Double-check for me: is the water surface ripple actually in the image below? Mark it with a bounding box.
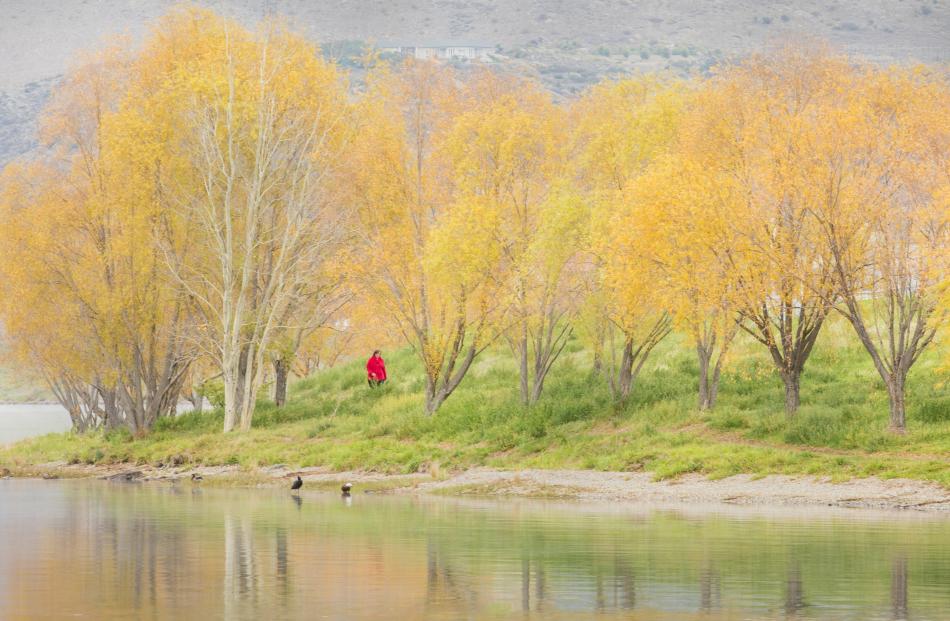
[0,480,948,620]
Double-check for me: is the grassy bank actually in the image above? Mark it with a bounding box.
[3,315,949,486]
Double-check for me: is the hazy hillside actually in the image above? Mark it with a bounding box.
[1,0,948,161]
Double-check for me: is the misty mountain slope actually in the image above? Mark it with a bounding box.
[1,0,948,164]
[0,77,55,168]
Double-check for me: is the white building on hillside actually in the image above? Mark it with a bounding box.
[379,43,495,62]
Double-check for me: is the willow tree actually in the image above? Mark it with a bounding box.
[0,43,195,433]
[441,72,585,405]
[125,9,353,431]
[633,153,741,411]
[573,77,685,401]
[808,66,950,431]
[703,47,848,417]
[347,60,505,415]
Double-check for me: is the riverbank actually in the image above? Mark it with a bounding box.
[5,462,950,513]
[2,322,949,498]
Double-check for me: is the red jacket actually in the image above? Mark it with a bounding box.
[366,355,387,381]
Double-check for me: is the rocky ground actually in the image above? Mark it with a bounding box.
[8,462,950,513]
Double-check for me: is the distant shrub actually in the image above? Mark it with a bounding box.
[781,14,791,22]
[640,50,650,59]
[595,46,611,56]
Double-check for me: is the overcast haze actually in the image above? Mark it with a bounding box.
[1,0,949,163]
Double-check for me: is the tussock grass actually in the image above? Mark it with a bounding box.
[3,315,949,486]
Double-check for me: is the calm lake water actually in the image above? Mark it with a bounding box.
[0,404,71,445]
[0,481,948,620]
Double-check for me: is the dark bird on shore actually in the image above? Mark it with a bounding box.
[341,482,352,496]
[191,473,203,482]
[291,476,303,490]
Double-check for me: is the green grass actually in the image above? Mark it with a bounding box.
[3,315,949,486]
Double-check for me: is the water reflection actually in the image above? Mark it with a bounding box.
[785,561,806,618]
[1,481,949,620]
[892,554,909,621]
[699,562,719,613]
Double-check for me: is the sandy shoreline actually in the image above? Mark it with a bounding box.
[5,462,950,513]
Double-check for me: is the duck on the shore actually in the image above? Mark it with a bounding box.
[291,476,303,491]
[191,473,203,482]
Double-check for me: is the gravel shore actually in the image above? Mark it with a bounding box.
[10,462,950,513]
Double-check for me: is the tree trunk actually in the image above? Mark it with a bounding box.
[887,372,906,433]
[238,344,259,431]
[223,370,238,432]
[618,337,634,401]
[424,346,478,416]
[782,370,801,417]
[518,328,530,405]
[530,375,546,405]
[697,342,725,411]
[424,383,447,416]
[708,364,722,411]
[697,343,712,412]
[223,344,251,432]
[273,357,288,408]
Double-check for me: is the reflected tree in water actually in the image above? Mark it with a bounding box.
[892,554,909,621]
[784,561,805,618]
[699,562,719,613]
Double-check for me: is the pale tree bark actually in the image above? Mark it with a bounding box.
[113,297,193,433]
[695,315,737,411]
[509,279,578,406]
[164,33,350,432]
[46,372,108,433]
[815,166,946,432]
[828,237,941,432]
[502,190,581,407]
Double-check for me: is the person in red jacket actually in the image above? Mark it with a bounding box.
[366,350,387,388]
